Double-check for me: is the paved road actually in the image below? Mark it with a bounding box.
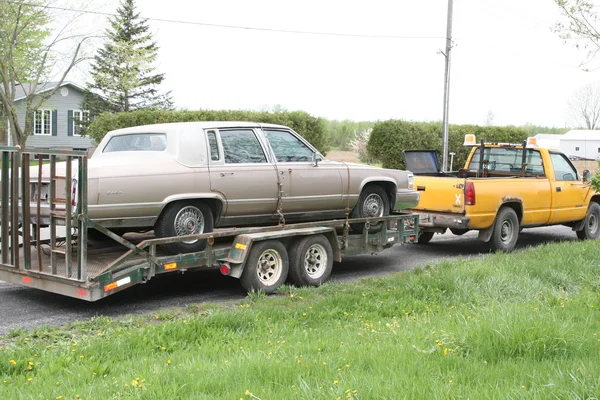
[0,226,578,335]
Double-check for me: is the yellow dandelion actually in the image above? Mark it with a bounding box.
[56,396,63,400]
[27,378,32,382]
[9,360,16,365]
[97,333,104,337]
[322,362,327,365]
[167,360,172,365]
[333,380,339,385]
[245,390,251,395]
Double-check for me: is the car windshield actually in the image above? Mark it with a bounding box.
[103,133,167,152]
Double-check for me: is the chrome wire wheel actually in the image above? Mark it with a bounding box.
[173,205,205,244]
[362,193,385,218]
[500,218,515,244]
[256,249,283,286]
[304,243,328,279]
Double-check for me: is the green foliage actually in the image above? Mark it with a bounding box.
[87,109,329,154]
[367,120,530,170]
[324,119,375,151]
[83,0,172,123]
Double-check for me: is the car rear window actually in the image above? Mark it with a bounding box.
[103,133,167,152]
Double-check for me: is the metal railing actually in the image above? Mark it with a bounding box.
[0,146,88,281]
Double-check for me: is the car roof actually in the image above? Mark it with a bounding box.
[108,121,291,136]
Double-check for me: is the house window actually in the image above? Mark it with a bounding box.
[575,146,580,151]
[597,147,600,153]
[34,109,52,135]
[72,110,89,136]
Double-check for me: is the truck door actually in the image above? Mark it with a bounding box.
[548,152,589,224]
[207,129,279,218]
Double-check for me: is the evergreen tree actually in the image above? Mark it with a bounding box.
[84,0,172,120]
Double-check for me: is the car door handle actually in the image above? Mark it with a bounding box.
[556,187,561,192]
[220,172,234,177]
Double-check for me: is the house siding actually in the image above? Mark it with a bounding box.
[14,84,96,151]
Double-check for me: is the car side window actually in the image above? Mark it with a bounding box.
[264,129,315,162]
[550,152,578,181]
[206,130,220,161]
[219,129,267,164]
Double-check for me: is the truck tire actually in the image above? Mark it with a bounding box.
[576,202,600,240]
[288,234,333,287]
[155,201,214,254]
[240,240,289,294]
[350,185,390,234]
[489,207,519,252]
[417,231,435,244]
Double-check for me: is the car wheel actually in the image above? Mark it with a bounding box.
[155,201,214,254]
[416,231,435,244]
[240,240,289,294]
[350,185,390,234]
[288,234,333,287]
[576,202,600,240]
[489,207,519,252]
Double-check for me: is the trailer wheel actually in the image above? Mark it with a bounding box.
[240,240,289,294]
[489,207,519,252]
[416,231,434,244]
[288,234,333,287]
[350,185,390,234]
[155,201,214,254]
[576,202,600,240]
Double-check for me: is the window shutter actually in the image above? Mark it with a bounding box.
[51,110,58,136]
[67,110,73,137]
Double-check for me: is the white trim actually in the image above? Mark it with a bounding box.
[14,81,86,102]
[72,109,89,137]
[33,109,52,136]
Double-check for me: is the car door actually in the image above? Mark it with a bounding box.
[207,128,279,218]
[548,152,589,224]
[262,128,344,214]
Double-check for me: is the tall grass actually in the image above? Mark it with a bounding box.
[1,240,599,399]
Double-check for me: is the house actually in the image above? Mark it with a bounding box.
[3,81,96,153]
[560,130,600,160]
[533,133,562,150]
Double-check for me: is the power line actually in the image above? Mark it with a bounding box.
[3,0,445,40]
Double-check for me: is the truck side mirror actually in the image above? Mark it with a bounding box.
[583,169,591,183]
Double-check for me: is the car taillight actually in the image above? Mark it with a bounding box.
[71,179,78,209]
[407,172,415,190]
[464,182,475,205]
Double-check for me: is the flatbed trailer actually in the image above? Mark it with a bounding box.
[0,147,419,301]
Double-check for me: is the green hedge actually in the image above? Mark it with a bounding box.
[367,120,530,170]
[86,109,329,155]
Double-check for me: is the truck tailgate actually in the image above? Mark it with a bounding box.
[413,176,466,214]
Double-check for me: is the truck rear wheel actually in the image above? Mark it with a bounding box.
[288,234,333,287]
[416,231,434,244]
[350,185,390,234]
[576,202,600,240]
[489,207,519,252]
[240,240,289,294]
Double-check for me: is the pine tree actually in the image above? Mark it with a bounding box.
[84,0,172,119]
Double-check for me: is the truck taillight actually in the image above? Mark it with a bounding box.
[464,182,475,205]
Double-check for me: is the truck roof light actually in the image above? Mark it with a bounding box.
[526,137,538,148]
[464,134,477,146]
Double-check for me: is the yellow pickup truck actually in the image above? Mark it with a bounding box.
[404,135,600,252]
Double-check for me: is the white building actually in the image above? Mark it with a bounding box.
[560,130,600,160]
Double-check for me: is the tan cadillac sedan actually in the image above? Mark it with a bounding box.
[35,122,419,254]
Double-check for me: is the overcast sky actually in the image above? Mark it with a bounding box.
[85,0,599,128]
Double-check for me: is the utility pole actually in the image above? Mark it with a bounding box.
[441,0,453,172]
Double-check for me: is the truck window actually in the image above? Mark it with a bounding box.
[467,148,544,175]
[549,152,578,181]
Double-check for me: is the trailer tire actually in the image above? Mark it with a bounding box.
[240,240,289,294]
[350,185,390,234]
[288,234,333,287]
[489,207,519,252]
[155,201,213,254]
[576,202,600,240]
[417,231,434,244]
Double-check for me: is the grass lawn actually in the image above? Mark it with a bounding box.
[1,240,599,399]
